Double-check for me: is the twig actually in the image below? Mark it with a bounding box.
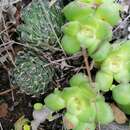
[82,48,92,83]
[42,52,82,68]
[113,14,130,33]
[0,122,3,130]
[0,87,16,96]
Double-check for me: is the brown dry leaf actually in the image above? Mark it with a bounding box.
[0,102,8,118]
[63,116,75,130]
[111,103,127,124]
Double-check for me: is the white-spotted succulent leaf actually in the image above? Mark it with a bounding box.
[18,0,63,49]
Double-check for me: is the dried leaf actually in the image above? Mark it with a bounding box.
[0,102,8,118]
[63,116,75,130]
[111,103,127,124]
[14,116,29,130]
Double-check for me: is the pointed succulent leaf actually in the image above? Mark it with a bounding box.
[18,0,63,48]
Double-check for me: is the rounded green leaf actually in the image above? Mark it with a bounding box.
[114,68,130,83]
[34,103,43,111]
[96,101,114,124]
[62,86,96,103]
[95,71,113,92]
[63,1,95,21]
[44,93,65,111]
[112,83,130,105]
[95,19,112,41]
[61,35,80,54]
[91,42,111,62]
[96,3,120,26]
[62,21,80,36]
[69,73,89,87]
[62,87,83,102]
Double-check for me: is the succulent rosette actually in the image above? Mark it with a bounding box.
[61,0,121,63]
[18,0,63,49]
[44,73,114,129]
[11,51,54,96]
[96,41,130,92]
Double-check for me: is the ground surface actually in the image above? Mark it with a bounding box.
[1,0,130,130]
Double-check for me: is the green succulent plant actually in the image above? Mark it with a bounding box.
[61,0,121,63]
[18,0,63,49]
[96,41,130,92]
[11,51,54,96]
[43,0,123,128]
[44,73,114,130]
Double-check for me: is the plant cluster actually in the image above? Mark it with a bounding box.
[45,73,114,130]
[95,40,130,115]
[44,0,130,129]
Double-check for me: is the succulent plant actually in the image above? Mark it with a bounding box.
[11,51,54,96]
[61,0,121,63]
[18,0,63,49]
[44,73,114,130]
[96,41,130,92]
